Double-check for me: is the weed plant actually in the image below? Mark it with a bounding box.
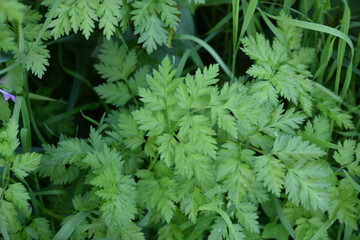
[0,0,359,239]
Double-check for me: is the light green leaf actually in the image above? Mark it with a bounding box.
[0,118,19,157]
[4,183,30,215]
[24,41,50,78]
[95,82,132,107]
[272,134,326,162]
[255,155,285,197]
[158,224,184,240]
[285,162,332,211]
[12,152,41,180]
[132,109,166,137]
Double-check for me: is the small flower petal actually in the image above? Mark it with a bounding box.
[0,89,16,102]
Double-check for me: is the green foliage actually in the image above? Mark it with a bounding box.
[61,48,355,238]
[39,128,143,238]
[137,164,178,223]
[0,0,26,22]
[241,14,315,115]
[0,1,359,239]
[330,179,359,231]
[158,223,184,240]
[42,0,182,53]
[42,0,124,40]
[94,40,149,107]
[295,217,330,240]
[0,5,50,79]
[0,119,50,239]
[131,0,180,53]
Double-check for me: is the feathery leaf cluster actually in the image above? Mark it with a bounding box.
[0,119,51,239]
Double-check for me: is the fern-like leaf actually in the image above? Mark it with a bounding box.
[97,0,122,39]
[158,224,184,240]
[95,82,132,107]
[24,41,50,78]
[178,179,206,222]
[330,179,359,231]
[272,134,326,163]
[255,155,285,197]
[12,152,41,180]
[131,0,180,53]
[4,183,30,215]
[295,217,330,240]
[137,168,178,223]
[95,40,137,82]
[285,162,332,211]
[235,201,260,234]
[0,118,19,157]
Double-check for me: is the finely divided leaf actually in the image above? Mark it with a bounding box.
[263,106,306,135]
[156,133,177,167]
[179,114,217,158]
[29,218,53,240]
[93,174,137,227]
[4,183,30,215]
[317,101,354,129]
[303,116,331,141]
[333,139,356,166]
[285,162,332,211]
[24,41,50,78]
[95,41,137,82]
[97,0,122,39]
[235,201,260,234]
[178,180,205,222]
[330,179,360,231]
[0,118,19,157]
[132,109,166,136]
[95,82,132,107]
[137,170,178,223]
[12,152,41,180]
[158,224,184,240]
[118,113,145,149]
[272,134,326,162]
[255,155,285,197]
[135,15,167,53]
[131,0,180,53]
[295,217,330,240]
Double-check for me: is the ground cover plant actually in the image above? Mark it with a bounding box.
[0,0,359,239]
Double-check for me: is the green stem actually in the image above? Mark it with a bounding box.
[41,207,65,221]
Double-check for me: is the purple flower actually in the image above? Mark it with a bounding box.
[0,89,16,102]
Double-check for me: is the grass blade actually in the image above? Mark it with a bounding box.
[314,36,335,83]
[173,34,234,79]
[29,93,66,104]
[335,0,351,95]
[344,170,360,193]
[239,0,258,38]
[310,217,336,240]
[199,203,238,239]
[259,10,290,51]
[259,10,354,54]
[53,211,90,240]
[269,195,295,239]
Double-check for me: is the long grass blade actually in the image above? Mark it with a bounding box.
[344,170,360,193]
[314,36,335,83]
[259,10,290,51]
[239,0,258,38]
[53,211,90,240]
[269,195,295,239]
[335,0,350,95]
[173,34,234,79]
[199,203,238,239]
[259,10,354,54]
[310,217,336,240]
